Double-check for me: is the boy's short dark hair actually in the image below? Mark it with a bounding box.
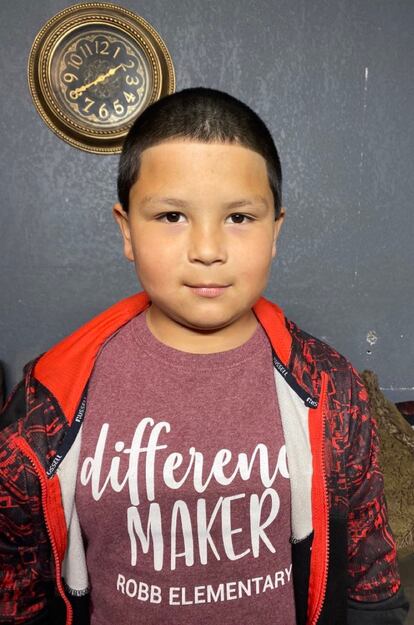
[117,87,283,220]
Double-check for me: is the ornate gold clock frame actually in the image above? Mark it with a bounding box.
[28,3,175,153]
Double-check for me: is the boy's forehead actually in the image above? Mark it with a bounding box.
[128,140,274,210]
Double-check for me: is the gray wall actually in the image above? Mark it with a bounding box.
[1,0,413,402]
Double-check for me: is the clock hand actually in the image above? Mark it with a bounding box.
[71,63,124,99]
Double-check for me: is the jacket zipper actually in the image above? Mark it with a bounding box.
[310,371,330,625]
[15,437,73,625]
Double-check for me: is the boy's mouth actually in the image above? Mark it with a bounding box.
[187,283,230,288]
[186,285,230,298]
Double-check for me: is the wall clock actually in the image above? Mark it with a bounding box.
[28,3,175,153]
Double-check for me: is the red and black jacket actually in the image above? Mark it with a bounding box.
[0,292,409,624]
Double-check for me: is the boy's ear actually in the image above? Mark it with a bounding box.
[271,207,286,259]
[112,202,134,262]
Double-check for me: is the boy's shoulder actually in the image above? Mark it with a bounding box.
[285,314,353,378]
[284,314,367,414]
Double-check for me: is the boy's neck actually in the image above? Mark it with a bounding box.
[145,304,259,354]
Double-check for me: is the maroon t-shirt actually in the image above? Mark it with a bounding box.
[76,308,296,624]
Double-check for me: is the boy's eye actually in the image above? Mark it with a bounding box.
[155,211,183,223]
[229,213,254,224]
[155,212,254,224]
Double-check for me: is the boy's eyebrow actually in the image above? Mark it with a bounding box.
[140,195,269,209]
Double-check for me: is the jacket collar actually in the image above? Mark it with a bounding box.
[33,291,292,426]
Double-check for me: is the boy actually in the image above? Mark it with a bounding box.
[0,87,409,625]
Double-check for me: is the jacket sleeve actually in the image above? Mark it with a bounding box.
[345,364,410,624]
[0,380,55,624]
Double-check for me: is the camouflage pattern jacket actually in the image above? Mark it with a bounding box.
[0,292,409,625]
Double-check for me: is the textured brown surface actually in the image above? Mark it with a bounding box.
[361,370,414,559]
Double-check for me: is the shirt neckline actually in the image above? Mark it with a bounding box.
[129,308,271,371]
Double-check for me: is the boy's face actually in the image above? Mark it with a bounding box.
[113,140,285,351]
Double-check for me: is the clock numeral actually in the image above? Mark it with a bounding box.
[126,75,139,86]
[63,72,78,84]
[68,53,83,69]
[94,38,110,55]
[113,99,125,115]
[120,59,135,71]
[83,97,95,113]
[79,43,93,58]
[101,40,110,55]
[123,91,136,104]
[113,46,121,59]
[98,103,109,119]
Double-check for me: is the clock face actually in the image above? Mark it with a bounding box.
[28,3,175,153]
[50,25,152,130]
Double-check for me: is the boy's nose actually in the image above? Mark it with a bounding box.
[187,226,227,264]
